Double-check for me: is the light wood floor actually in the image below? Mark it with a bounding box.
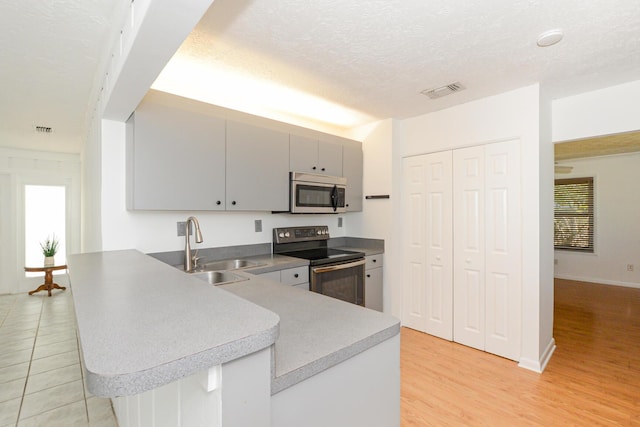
[400,279,640,426]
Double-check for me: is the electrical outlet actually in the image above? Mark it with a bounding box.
[177,221,192,237]
[628,264,634,272]
[338,217,343,228]
[254,219,262,233]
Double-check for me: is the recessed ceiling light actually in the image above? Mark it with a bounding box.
[537,29,563,47]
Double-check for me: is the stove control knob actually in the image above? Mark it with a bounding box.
[278,232,285,238]
[317,230,322,235]
[285,232,291,238]
[323,230,328,235]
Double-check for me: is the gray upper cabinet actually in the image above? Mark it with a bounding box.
[226,121,289,211]
[290,135,343,176]
[342,140,363,212]
[126,99,226,210]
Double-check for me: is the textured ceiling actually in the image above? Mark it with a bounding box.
[0,0,118,153]
[160,0,640,126]
[2,0,639,153]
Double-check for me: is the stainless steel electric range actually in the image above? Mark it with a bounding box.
[273,226,366,306]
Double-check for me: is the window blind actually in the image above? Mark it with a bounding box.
[554,177,594,252]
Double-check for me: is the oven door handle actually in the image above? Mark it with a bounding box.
[311,258,366,274]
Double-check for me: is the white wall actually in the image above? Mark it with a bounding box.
[554,153,640,288]
[553,80,640,142]
[552,79,640,288]
[397,84,555,371]
[349,119,396,314]
[0,148,82,294]
[101,120,349,254]
[81,112,103,253]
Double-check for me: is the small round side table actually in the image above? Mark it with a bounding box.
[25,265,68,297]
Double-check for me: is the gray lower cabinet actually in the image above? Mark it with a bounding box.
[290,135,343,176]
[126,98,226,210]
[258,266,309,291]
[342,140,363,212]
[226,121,290,211]
[365,254,383,311]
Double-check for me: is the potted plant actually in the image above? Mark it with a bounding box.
[40,235,59,267]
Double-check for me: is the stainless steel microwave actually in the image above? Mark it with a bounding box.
[290,172,347,213]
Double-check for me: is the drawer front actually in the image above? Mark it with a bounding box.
[280,266,309,285]
[365,254,383,270]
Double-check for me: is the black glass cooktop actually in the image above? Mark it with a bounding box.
[280,248,364,265]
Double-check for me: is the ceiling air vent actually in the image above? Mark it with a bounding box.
[35,125,53,134]
[421,82,466,99]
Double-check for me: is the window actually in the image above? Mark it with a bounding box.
[554,177,594,252]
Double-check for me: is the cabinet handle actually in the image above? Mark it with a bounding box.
[294,273,299,278]
[321,167,325,171]
[232,201,237,205]
[367,274,371,278]
[346,204,349,207]
[372,259,377,263]
[216,201,221,205]
[312,166,317,170]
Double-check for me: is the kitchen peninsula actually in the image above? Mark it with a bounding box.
[67,249,400,427]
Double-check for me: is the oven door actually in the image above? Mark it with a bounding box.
[310,259,366,306]
[291,181,346,213]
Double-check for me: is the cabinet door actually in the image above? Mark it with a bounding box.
[290,135,318,173]
[342,141,363,212]
[453,146,485,351]
[226,121,289,211]
[127,100,226,210]
[318,140,343,176]
[484,139,521,361]
[280,266,309,285]
[365,267,383,312]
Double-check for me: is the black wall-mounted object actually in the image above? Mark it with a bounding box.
[365,195,390,200]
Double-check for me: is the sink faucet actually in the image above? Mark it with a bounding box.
[184,216,203,272]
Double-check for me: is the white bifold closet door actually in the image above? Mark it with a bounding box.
[452,145,486,350]
[402,152,453,340]
[453,140,521,360]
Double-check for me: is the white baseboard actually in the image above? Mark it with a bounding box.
[518,338,556,373]
[554,274,640,289]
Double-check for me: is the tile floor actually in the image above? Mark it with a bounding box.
[0,288,118,427]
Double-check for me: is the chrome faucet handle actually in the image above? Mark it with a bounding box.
[192,255,202,269]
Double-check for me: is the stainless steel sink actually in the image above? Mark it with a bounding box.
[192,271,248,286]
[195,259,265,272]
